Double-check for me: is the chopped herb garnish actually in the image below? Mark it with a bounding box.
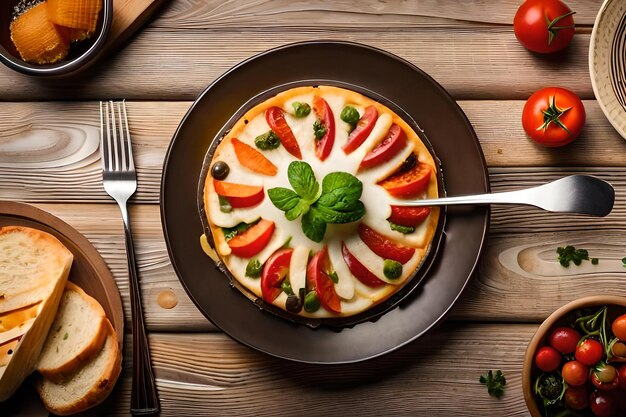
[313,119,327,139]
[591,258,599,265]
[388,221,415,234]
[292,102,311,118]
[222,222,253,241]
[245,259,262,278]
[557,245,595,267]
[622,257,626,267]
[254,130,281,150]
[63,332,68,340]
[281,280,294,295]
[479,370,506,398]
[328,271,339,283]
[218,195,232,213]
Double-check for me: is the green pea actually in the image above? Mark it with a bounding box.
[340,106,360,126]
[303,291,320,313]
[292,102,311,118]
[383,259,402,280]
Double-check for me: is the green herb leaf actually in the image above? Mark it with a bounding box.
[328,271,339,283]
[388,221,415,234]
[479,370,506,399]
[281,279,294,295]
[254,130,281,150]
[218,195,232,213]
[622,257,626,267]
[301,207,327,243]
[313,119,327,139]
[222,222,252,240]
[292,102,311,118]
[268,187,301,211]
[557,245,593,267]
[288,161,320,202]
[285,199,311,221]
[315,201,365,224]
[245,259,262,278]
[63,332,68,340]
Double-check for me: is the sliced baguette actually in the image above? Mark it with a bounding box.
[0,226,73,402]
[37,282,107,382]
[36,319,122,416]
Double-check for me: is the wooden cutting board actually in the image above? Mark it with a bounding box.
[104,0,169,53]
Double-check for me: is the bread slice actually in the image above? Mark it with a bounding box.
[0,226,73,402]
[37,282,107,382]
[36,319,122,416]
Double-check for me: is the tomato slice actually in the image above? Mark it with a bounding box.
[265,106,302,159]
[342,105,378,154]
[306,247,341,313]
[378,161,431,198]
[358,224,415,264]
[231,138,277,176]
[312,96,335,161]
[261,248,293,303]
[213,179,264,208]
[388,206,431,227]
[227,219,275,258]
[359,124,407,170]
[341,242,386,288]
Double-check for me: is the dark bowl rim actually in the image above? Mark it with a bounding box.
[0,0,113,76]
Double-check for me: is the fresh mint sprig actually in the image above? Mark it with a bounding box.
[268,161,366,242]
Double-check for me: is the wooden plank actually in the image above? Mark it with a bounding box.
[0,30,592,101]
[105,0,169,53]
[156,0,603,29]
[0,100,623,207]
[105,324,534,416]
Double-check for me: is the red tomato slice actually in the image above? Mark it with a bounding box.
[378,161,431,198]
[342,105,378,154]
[261,248,293,303]
[312,96,335,161]
[227,219,275,258]
[265,106,302,159]
[388,206,431,227]
[213,179,264,208]
[306,247,341,313]
[359,124,407,170]
[341,242,385,288]
[358,224,415,264]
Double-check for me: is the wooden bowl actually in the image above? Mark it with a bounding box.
[0,0,112,76]
[522,295,626,417]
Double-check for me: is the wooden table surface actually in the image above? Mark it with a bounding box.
[1,0,623,415]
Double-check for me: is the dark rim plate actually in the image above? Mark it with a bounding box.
[196,79,447,329]
[161,41,490,364]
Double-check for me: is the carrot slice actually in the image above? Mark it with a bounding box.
[231,138,277,176]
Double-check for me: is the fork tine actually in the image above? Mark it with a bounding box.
[116,101,128,171]
[100,101,112,172]
[109,100,121,171]
[121,100,135,170]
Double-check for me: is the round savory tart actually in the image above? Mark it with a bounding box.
[202,85,440,320]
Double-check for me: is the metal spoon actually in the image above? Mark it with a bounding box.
[393,175,615,217]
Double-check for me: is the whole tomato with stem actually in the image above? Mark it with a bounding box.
[513,0,575,54]
[522,87,585,147]
[592,363,619,391]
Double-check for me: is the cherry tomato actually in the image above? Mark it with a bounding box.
[306,247,341,313]
[549,326,581,353]
[378,162,432,198]
[590,391,617,417]
[342,105,378,154]
[611,341,626,358]
[227,219,275,258]
[522,87,585,147]
[617,365,626,390]
[612,314,626,341]
[565,385,589,410]
[592,364,619,391]
[576,338,604,366]
[312,96,335,161]
[535,346,561,372]
[562,360,589,386]
[265,106,302,159]
[513,0,575,54]
[358,223,415,264]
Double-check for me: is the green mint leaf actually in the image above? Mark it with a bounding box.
[268,187,301,211]
[218,195,232,213]
[315,201,365,224]
[321,172,363,206]
[254,130,281,150]
[245,259,262,278]
[285,199,310,221]
[388,221,415,234]
[301,207,326,243]
[292,102,311,118]
[288,161,320,202]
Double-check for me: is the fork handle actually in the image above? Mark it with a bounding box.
[118,202,160,415]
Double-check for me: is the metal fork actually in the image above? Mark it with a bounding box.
[100,101,160,415]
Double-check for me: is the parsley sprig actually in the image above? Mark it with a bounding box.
[479,370,506,398]
[268,161,365,242]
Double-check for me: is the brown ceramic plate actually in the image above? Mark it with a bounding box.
[161,41,489,364]
[0,201,123,415]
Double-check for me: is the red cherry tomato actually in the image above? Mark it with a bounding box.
[522,87,585,147]
[513,0,575,54]
[562,360,589,386]
[535,346,562,372]
[549,326,581,353]
[306,247,341,313]
[617,365,626,390]
[612,314,626,341]
[378,162,432,198]
[342,105,378,154]
[590,391,617,417]
[592,364,619,391]
[312,96,335,161]
[565,386,589,410]
[576,338,604,366]
[266,106,302,159]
